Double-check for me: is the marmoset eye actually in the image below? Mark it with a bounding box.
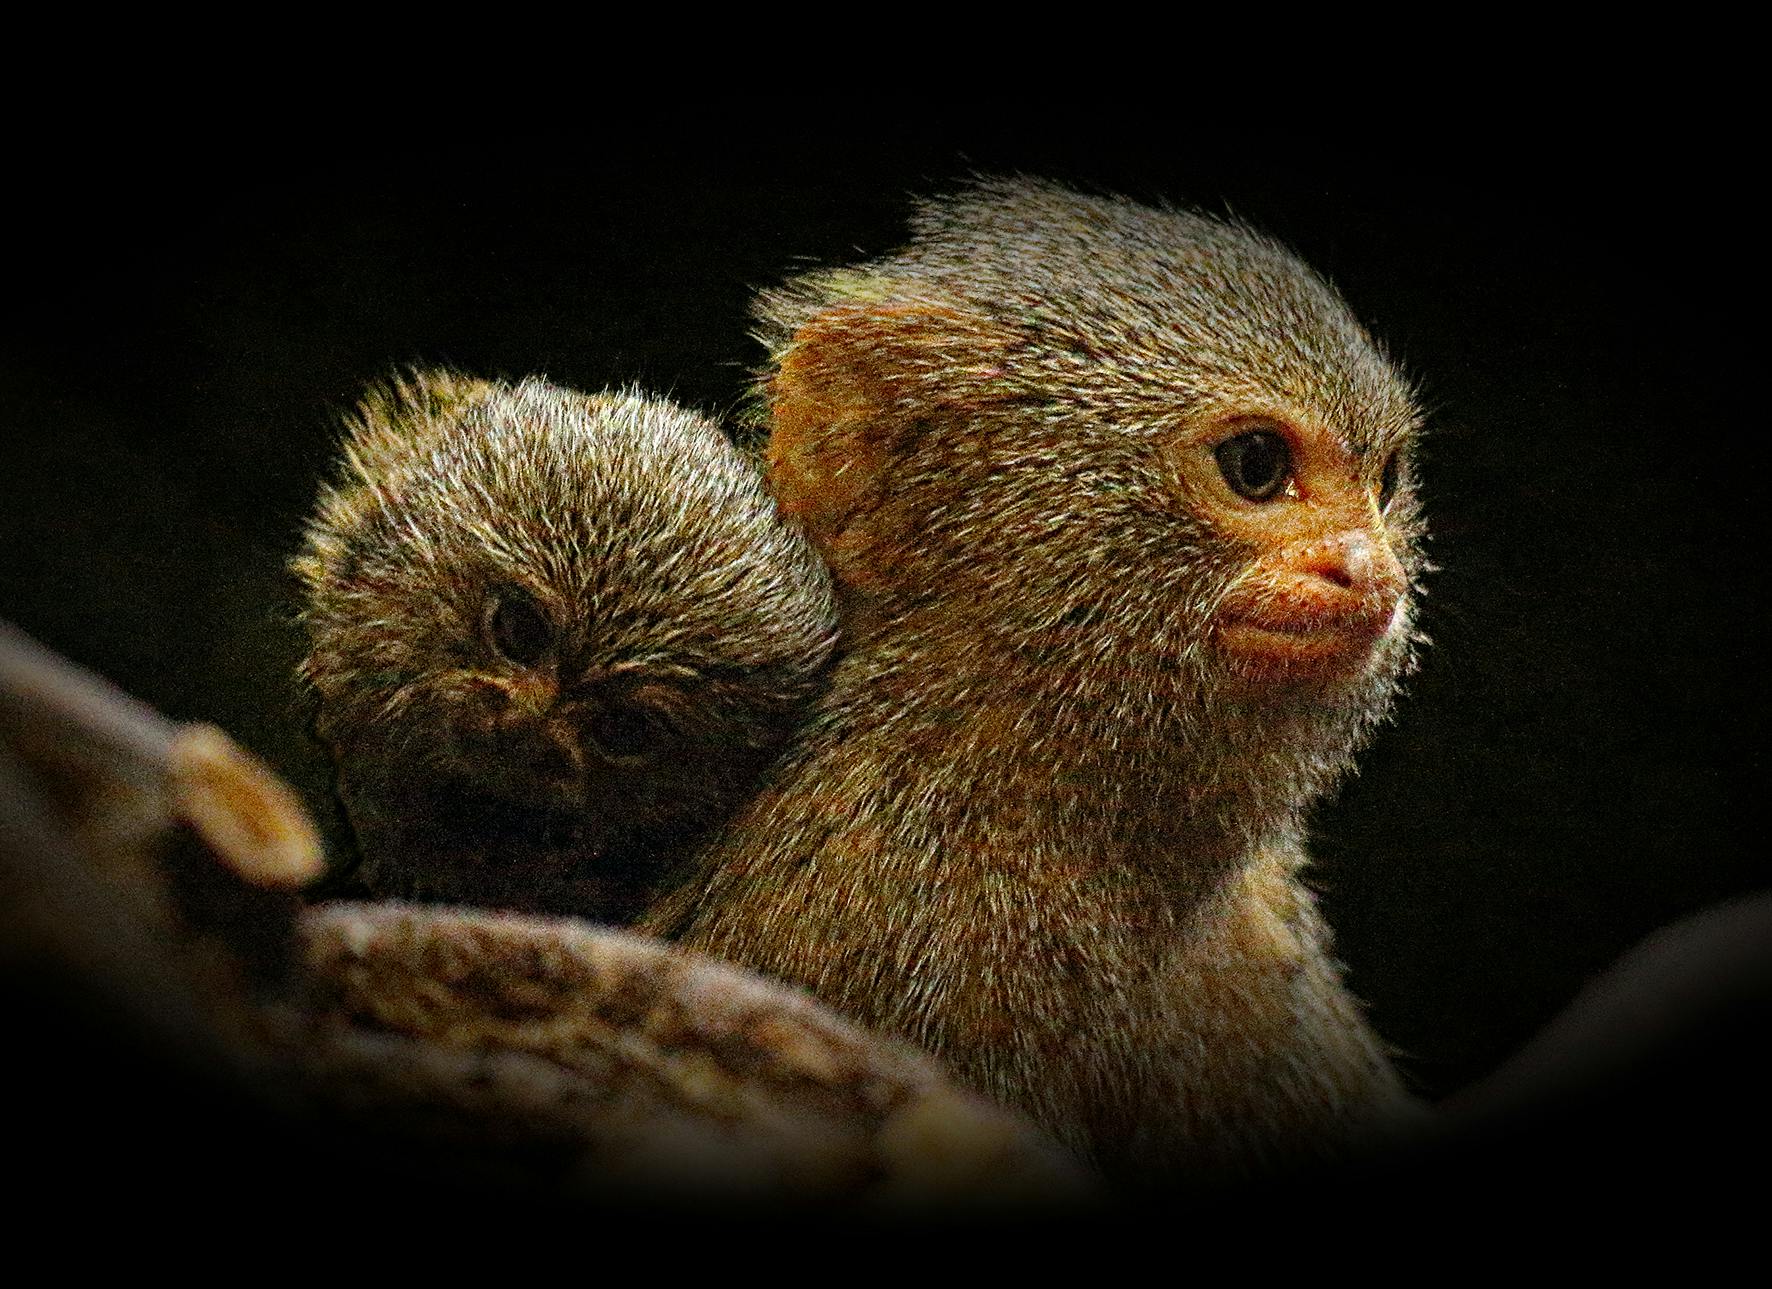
[1214,429,1293,502]
[486,590,553,666]
[588,702,670,763]
[1377,452,1401,510]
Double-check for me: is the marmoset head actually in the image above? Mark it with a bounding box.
[294,373,837,916]
[758,178,1428,825]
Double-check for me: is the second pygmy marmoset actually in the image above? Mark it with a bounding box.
[646,179,1431,1185]
[294,374,837,922]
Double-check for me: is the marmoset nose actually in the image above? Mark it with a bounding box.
[1296,531,1402,600]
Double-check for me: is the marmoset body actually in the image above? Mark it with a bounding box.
[646,179,1429,1184]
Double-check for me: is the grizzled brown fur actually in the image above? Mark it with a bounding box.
[294,375,837,921]
[645,178,1431,1185]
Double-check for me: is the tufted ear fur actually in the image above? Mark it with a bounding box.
[764,301,1017,596]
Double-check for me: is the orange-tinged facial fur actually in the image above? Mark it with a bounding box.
[1168,412,1411,685]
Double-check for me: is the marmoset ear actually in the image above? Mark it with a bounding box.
[765,298,1016,593]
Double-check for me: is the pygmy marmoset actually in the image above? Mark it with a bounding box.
[645,178,1430,1186]
[294,373,837,922]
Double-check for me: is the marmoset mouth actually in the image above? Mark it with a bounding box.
[429,787,599,858]
[1214,610,1394,678]
[389,790,672,922]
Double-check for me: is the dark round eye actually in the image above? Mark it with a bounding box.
[1377,452,1402,510]
[587,703,668,763]
[485,591,553,666]
[1214,430,1293,502]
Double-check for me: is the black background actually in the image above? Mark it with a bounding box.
[3,121,1761,1105]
